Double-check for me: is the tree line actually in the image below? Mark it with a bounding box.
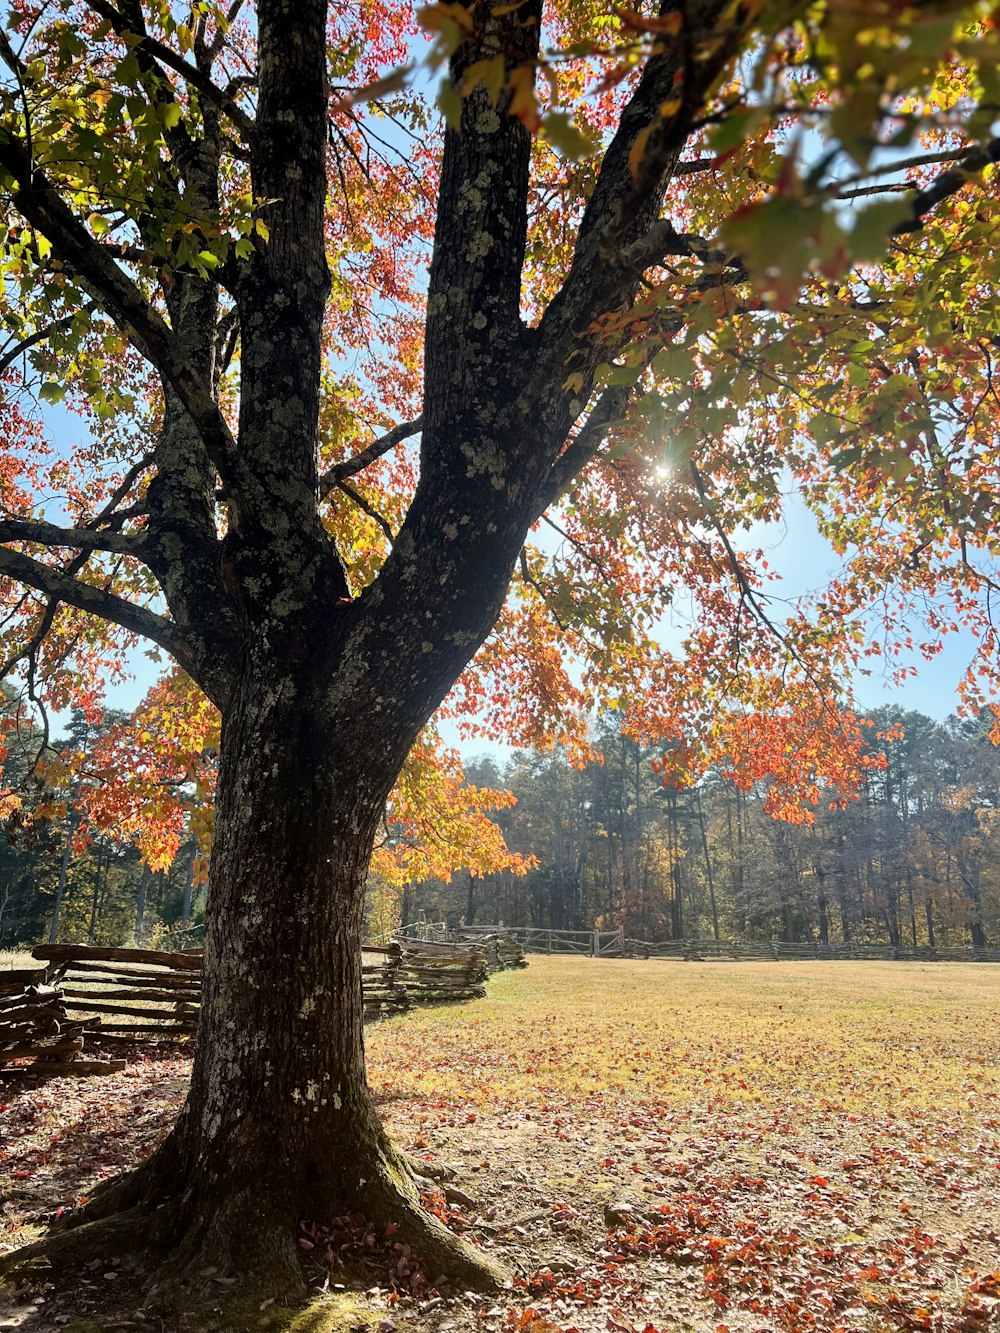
[397,708,1000,950]
[3,703,997,955]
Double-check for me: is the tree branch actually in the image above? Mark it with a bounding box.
[0,546,195,671]
[319,416,422,499]
[892,137,1000,235]
[0,131,244,503]
[84,0,255,141]
[0,307,92,377]
[535,386,634,518]
[0,518,142,554]
[335,479,394,545]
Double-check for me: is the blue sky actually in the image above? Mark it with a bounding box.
[29,386,982,749]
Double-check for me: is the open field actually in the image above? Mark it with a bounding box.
[3,956,1000,1331]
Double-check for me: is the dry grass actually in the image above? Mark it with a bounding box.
[0,950,37,971]
[363,957,1000,1332]
[4,955,1000,1331]
[368,956,1000,1116]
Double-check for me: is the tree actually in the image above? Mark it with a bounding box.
[1,0,999,1312]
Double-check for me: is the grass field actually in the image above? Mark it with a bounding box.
[3,956,1000,1331]
[368,958,1000,1331]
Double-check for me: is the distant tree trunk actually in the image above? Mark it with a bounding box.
[465,869,476,927]
[134,864,152,947]
[87,845,105,942]
[734,789,747,933]
[816,862,830,947]
[181,846,196,927]
[925,892,936,948]
[48,824,73,945]
[665,788,683,939]
[695,788,719,941]
[906,873,918,948]
[836,825,852,941]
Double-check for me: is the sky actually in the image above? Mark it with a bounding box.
[34,400,982,747]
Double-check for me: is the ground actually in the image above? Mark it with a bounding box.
[2,956,1000,1332]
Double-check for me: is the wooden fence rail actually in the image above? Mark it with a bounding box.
[454,928,1000,963]
[25,937,505,1037]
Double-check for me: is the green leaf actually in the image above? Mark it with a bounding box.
[848,198,913,262]
[651,344,693,380]
[543,112,597,162]
[436,79,463,132]
[39,382,66,404]
[707,107,766,157]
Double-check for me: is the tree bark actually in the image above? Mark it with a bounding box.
[70,653,503,1301]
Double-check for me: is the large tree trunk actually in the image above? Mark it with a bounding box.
[65,655,503,1302]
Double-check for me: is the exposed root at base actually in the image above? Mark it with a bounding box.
[363,1161,508,1293]
[0,1145,507,1324]
[401,1152,456,1182]
[0,1198,180,1282]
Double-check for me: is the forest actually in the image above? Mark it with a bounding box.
[407,709,1000,950]
[4,703,998,954]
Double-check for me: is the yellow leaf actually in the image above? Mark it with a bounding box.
[659,97,682,118]
[563,372,585,393]
[461,54,507,104]
[419,3,475,35]
[507,64,540,131]
[628,122,656,180]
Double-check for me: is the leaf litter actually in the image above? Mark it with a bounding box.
[2,958,999,1332]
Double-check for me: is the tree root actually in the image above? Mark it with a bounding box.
[0,1198,181,1283]
[362,1154,507,1293]
[0,1136,506,1321]
[401,1152,456,1182]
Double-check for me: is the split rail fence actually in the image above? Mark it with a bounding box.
[0,964,125,1078]
[0,932,526,1063]
[404,923,1000,964]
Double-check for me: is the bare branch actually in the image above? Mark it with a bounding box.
[335,479,394,546]
[319,417,422,499]
[0,305,94,377]
[84,0,255,140]
[519,549,567,631]
[86,453,155,530]
[0,545,194,671]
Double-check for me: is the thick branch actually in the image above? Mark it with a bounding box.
[319,417,422,498]
[893,137,1000,235]
[422,1,542,451]
[0,546,194,670]
[0,131,243,502]
[535,386,634,517]
[0,518,142,554]
[528,0,742,421]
